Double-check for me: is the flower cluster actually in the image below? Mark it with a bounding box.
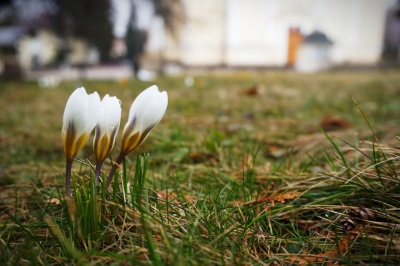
[61,85,168,197]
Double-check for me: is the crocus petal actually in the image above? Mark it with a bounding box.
[61,87,100,161]
[120,85,168,155]
[126,85,159,121]
[86,92,102,130]
[138,91,168,130]
[93,94,121,163]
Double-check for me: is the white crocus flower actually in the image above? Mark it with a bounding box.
[61,87,100,196]
[121,85,168,156]
[62,87,100,161]
[93,95,121,181]
[106,85,168,188]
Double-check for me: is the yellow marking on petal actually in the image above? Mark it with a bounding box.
[74,133,89,157]
[63,129,89,162]
[62,123,77,161]
[121,131,141,156]
[94,134,111,163]
[136,124,155,147]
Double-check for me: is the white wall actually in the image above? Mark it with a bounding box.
[164,0,388,67]
[179,0,226,66]
[225,0,270,66]
[317,0,386,64]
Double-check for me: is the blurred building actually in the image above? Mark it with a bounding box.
[295,30,333,73]
[0,0,396,79]
[17,29,58,70]
[160,0,391,71]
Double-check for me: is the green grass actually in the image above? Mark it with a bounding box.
[1,70,400,264]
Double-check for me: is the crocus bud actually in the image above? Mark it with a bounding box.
[61,87,100,162]
[93,94,121,164]
[120,85,168,156]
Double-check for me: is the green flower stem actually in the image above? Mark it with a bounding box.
[106,153,126,190]
[65,159,73,197]
[94,161,102,184]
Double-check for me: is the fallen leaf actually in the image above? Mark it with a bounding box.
[243,85,259,96]
[46,198,61,205]
[319,115,351,131]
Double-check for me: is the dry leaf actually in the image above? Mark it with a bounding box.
[238,182,300,208]
[46,198,61,205]
[243,85,259,96]
[319,115,351,131]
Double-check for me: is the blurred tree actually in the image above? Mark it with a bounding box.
[53,0,113,61]
[0,0,12,6]
[153,0,184,37]
[383,0,400,62]
[0,0,184,65]
[109,0,184,75]
[53,0,183,64]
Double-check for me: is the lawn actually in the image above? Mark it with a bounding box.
[1,70,400,265]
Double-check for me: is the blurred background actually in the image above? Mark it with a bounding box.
[0,0,399,82]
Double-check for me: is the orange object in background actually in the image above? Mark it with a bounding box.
[287,27,303,66]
